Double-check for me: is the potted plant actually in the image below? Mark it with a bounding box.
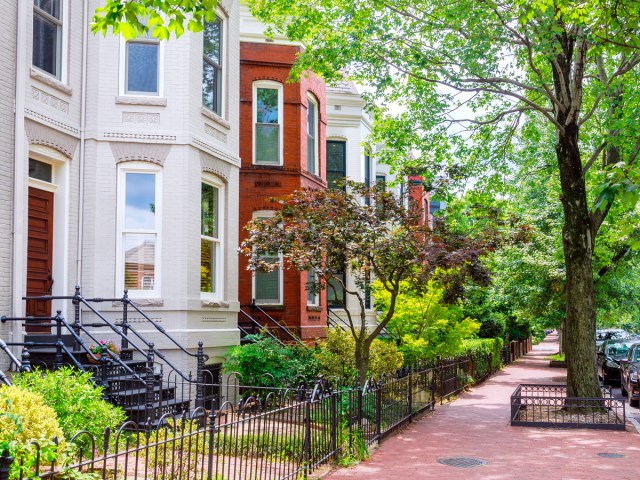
[87,340,120,363]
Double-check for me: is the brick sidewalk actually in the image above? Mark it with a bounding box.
[325,335,640,480]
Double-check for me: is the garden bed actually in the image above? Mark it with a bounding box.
[510,384,625,431]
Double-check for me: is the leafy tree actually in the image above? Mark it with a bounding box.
[240,183,487,383]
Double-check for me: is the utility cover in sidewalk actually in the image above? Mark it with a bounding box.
[438,457,488,468]
[597,453,624,458]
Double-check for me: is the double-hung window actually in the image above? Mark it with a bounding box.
[202,16,223,114]
[327,272,346,308]
[306,268,319,306]
[307,95,319,175]
[327,140,346,190]
[253,211,282,304]
[118,166,162,297]
[253,82,282,165]
[201,179,224,298]
[33,0,63,79]
[364,148,371,205]
[125,29,160,95]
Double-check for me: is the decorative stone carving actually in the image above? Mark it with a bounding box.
[204,124,227,143]
[122,112,160,125]
[110,142,171,165]
[25,118,79,159]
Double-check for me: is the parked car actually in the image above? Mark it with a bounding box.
[620,343,640,408]
[597,340,636,385]
[596,329,628,348]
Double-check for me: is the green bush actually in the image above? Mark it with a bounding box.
[316,329,404,383]
[461,337,503,370]
[12,367,126,448]
[223,334,321,385]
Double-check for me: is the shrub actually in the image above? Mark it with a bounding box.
[12,367,126,448]
[461,337,504,370]
[316,329,403,383]
[223,335,321,386]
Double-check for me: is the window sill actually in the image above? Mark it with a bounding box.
[201,107,230,129]
[307,306,322,312]
[201,299,230,308]
[115,95,167,107]
[30,67,72,96]
[254,304,285,311]
[113,297,163,308]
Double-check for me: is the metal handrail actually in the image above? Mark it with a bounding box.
[0,338,23,370]
[242,302,306,347]
[238,310,287,347]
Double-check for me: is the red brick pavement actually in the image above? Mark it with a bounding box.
[325,335,640,480]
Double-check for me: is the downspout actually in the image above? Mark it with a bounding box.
[11,0,29,345]
[76,0,89,287]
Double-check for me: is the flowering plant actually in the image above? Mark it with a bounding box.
[88,340,120,355]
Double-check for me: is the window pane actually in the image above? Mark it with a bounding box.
[201,183,219,238]
[255,124,279,164]
[307,136,316,173]
[127,42,159,94]
[327,275,345,308]
[203,18,221,64]
[124,233,155,290]
[256,88,278,123]
[201,238,217,293]
[35,0,60,19]
[327,141,346,190]
[306,268,317,305]
[33,13,59,77]
[255,269,280,303]
[28,159,53,182]
[125,173,156,230]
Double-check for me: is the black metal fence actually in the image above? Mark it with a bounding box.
[0,355,499,480]
[510,384,626,430]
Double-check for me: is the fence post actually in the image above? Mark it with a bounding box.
[357,382,363,430]
[303,400,312,474]
[430,363,437,410]
[206,401,217,480]
[121,290,130,353]
[376,381,382,441]
[20,347,31,372]
[439,359,444,405]
[0,451,13,480]
[53,310,63,369]
[408,368,413,422]
[348,388,353,453]
[195,341,205,410]
[331,391,338,456]
[145,342,156,425]
[72,285,81,352]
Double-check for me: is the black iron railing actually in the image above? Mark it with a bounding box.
[510,384,625,430]
[239,301,306,347]
[0,354,502,480]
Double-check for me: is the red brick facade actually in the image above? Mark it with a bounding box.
[238,42,328,341]
[408,174,430,226]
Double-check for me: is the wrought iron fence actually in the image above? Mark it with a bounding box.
[510,384,626,430]
[0,356,500,480]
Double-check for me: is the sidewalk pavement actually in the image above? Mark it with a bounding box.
[325,335,640,480]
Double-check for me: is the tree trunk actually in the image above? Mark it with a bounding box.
[354,338,370,385]
[556,124,600,398]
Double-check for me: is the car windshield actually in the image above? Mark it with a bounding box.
[606,343,632,359]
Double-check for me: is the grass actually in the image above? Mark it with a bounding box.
[545,353,565,362]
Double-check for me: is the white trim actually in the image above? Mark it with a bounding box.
[306,268,319,307]
[251,210,283,305]
[27,147,70,318]
[200,174,225,302]
[306,93,319,175]
[252,80,283,166]
[202,11,227,118]
[115,162,163,298]
[118,35,165,97]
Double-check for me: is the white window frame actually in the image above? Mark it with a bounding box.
[119,33,165,97]
[252,80,284,166]
[200,175,225,301]
[116,162,163,298]
[202,12,226,117]
[32,0,69,83]
[306,94,319,175]
[252,210,283,305]
[306,268,319,307]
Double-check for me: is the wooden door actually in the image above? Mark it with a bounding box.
[26,187,54,332]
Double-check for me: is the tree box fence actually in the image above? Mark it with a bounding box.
[1,354,499,480]
[510,384,626,431]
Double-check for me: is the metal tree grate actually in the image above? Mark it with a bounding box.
[438,457,488,468]
[597,453,625,458]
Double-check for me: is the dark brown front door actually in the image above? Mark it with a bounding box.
[26,187,54,332]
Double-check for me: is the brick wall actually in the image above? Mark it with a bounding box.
[238,42,327,340]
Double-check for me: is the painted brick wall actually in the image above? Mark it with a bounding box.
[238,42,328,340]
